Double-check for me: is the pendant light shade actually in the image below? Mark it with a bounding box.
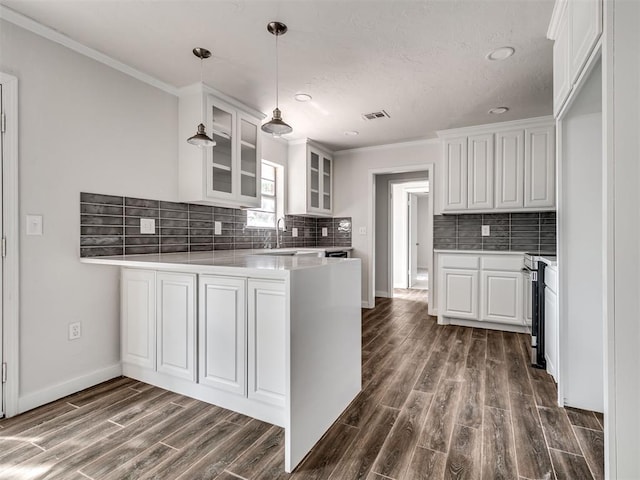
[187,47,216,148]
[187,123,216,147]
[262,21,293,136]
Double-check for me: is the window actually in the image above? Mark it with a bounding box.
[247,161,278,228]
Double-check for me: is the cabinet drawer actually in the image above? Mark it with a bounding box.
[439,254,479,269]
[545,267,558,294]
[480,255,524,271]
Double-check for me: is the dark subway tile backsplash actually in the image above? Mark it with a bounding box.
[80,192,351,257]
[434,212,556,253]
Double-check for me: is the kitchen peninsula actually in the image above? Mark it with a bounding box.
[81,250,361,472]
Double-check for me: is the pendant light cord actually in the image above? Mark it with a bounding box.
[275,32,279,109]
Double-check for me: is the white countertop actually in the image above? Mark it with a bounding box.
[80,248,355,275]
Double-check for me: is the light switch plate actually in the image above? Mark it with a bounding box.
[214,221,222,235]
[322,227,328,237]
[292,227,298,237]
[481,225,490,236]
[358,227,367,235]
[140,218,155,234]
[26,215,43,236]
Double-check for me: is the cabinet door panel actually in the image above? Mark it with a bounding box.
[524,126,555,208]
[248,279,286,407]
[121,269,156,370]
[237,113,261,207]
[467,134,494,210]
[569,0,602,87]
[481,271,523,324]
[321,154,332,212]
[553,5,572,115]
[442,268,478,319]
[545,288,558,382]
[208,100,236,200]
[157,273,196,381]
[443,137,468,211]
[495,129,525,209]
[199,276,246,395]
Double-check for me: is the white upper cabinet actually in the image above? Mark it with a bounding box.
[548,0,602,116]
[438,117,555,213]
[442,137,468,211]
[553,3,571,116]
[524,126,555,208]
[495,129,525,209]
[569,0,602,86]
[288,140,333,216]
[467,134,494,210]
[178,84,263,208]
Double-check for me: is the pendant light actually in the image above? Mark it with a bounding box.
[261,21,293,136]
[187,47,216,147]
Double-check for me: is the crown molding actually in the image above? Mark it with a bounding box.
[547,0,568,40]
[0,5,179,96]
[334,137,440,156]
[436,115,555,139]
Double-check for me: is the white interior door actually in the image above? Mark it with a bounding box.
[408,194,418,287]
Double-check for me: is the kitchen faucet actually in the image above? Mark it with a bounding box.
[276,217,286,249]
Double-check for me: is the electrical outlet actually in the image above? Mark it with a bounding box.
[214,221,222,235]
[358,227,367,235]
[322,227,328,237]
[292,227,298,237]
[481,225,490,236]
[69,322,81,340]
[140,218,155,234]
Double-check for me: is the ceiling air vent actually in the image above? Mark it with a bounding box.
[362,110,390,121]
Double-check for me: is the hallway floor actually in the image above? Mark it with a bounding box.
[0,290,603,479]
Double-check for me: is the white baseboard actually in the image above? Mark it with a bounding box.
[375,290,390,298]
[18,363,123,414]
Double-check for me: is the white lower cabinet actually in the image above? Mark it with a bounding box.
[481,271,523,324]
[121,269,156,370]
[437,253,526,329]
[198,275,246,395]
[157,272,197,381]
[247,279,286,407]
[122,269,287,408]
[442,269,478,319]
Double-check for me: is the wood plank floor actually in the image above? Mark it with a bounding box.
[0,289,604,480]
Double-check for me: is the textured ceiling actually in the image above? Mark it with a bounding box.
[1,0,555,151]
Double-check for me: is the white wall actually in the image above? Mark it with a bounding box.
[334,140,441,305]
[606,0,640,476]
[560,60,603,412]
[417,195,430,268]
[0,20,179,408]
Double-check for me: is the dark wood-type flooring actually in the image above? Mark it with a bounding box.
[0,289,604,479]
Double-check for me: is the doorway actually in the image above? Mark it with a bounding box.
[389,181,429,295]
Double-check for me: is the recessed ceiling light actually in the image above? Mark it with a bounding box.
[344,131,359,136]
[489,107,509,114]
[486,47,515,61]
[294,93,312,102]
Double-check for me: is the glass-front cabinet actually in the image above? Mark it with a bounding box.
[178,85,262,208]
[287,140,333,216]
